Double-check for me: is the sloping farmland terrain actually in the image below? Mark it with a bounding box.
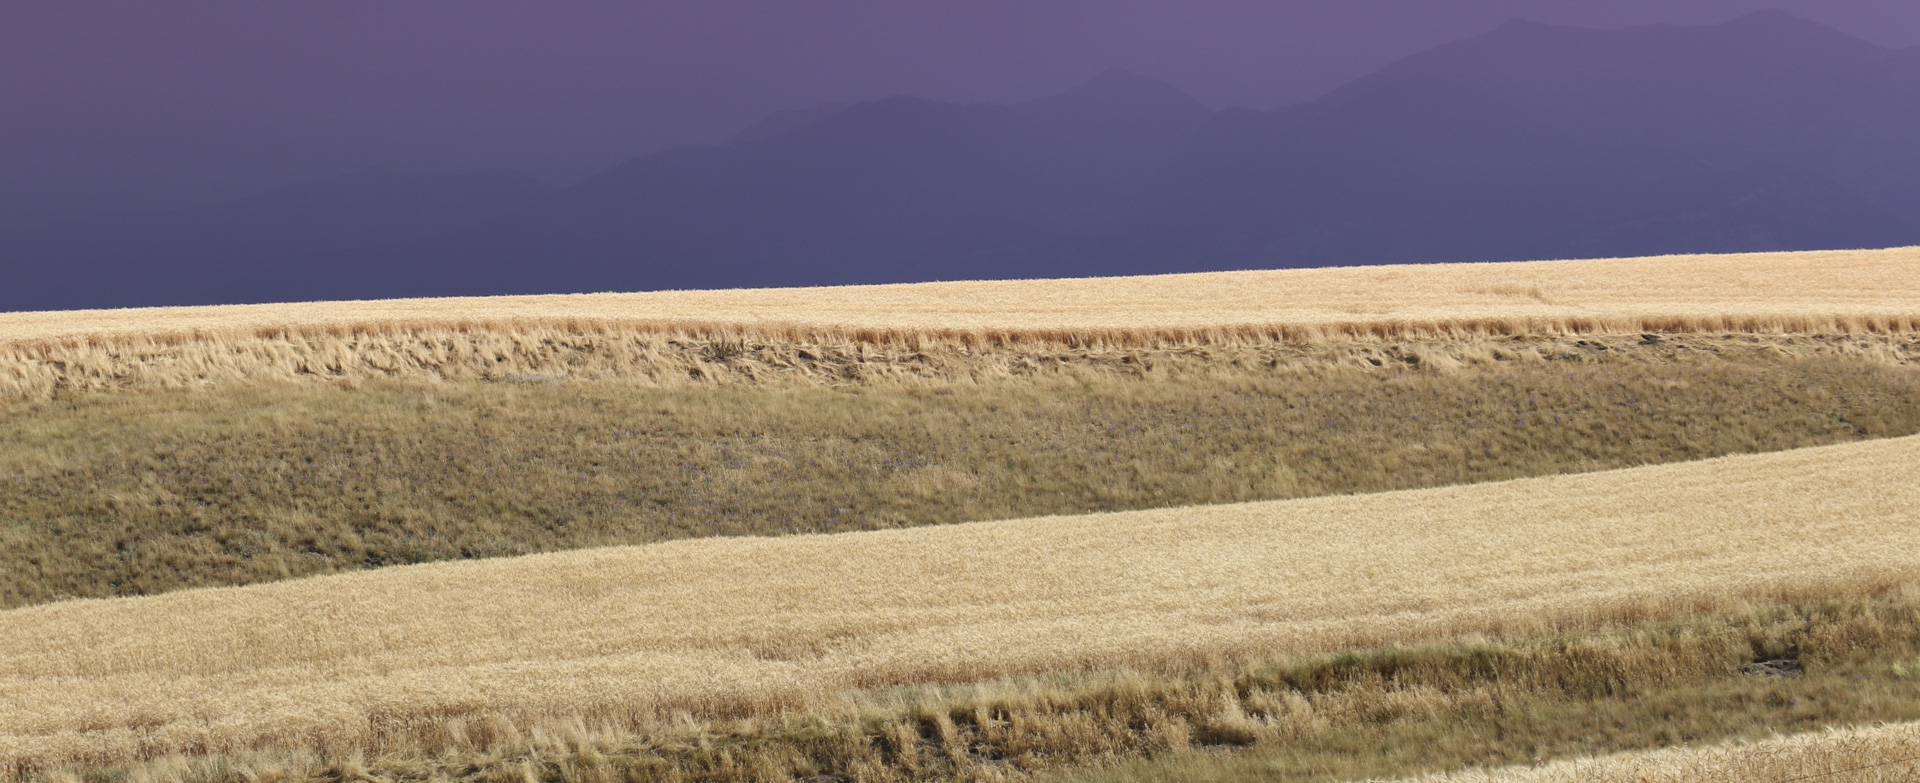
[5,433,1920,777]
[6,248,1920,782]
[6,345,1917,610]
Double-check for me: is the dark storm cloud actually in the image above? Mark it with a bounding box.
[2,1,1917,230]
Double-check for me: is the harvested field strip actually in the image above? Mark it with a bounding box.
[1395,722,1920,782]
[2,248,1917,352]
[8,351,1918,609]
[35,591,1920,783]
[6,434,1920,773]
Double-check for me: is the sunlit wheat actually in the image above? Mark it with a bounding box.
[4,247,1918,398]
[4,433,1919,774]
[6,247,1919,347]
[1398,721,1920,782]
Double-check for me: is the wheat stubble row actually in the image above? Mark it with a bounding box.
[1397,721,1920,782]
[5,434,1920,773]
[3,247,1919,348]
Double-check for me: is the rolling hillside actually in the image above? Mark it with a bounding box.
[7,433,1920,774]
[5,248,1920,781]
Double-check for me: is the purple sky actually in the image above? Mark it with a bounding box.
[4,1,1918,230]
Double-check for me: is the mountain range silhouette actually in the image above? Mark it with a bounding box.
[5,9,1917,311]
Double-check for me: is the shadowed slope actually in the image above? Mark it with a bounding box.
[6,346,1916,608]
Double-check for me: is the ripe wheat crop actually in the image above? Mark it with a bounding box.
[5,433,1920,774]
[3,247,1918,349]
[5,247,1919,398]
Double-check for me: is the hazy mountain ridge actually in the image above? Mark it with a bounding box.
[1014,68,1214,171]
[500,96,1113,292]
[724,102,854,147]
[1112,10,1920,269]
[5,9,1917,311]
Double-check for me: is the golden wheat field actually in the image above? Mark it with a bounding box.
[1396,721,1920,782]
[8,247,1920,399]
[3,247,1918,349]
[5,432,1920,775]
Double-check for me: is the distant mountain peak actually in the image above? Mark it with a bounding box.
[1683,7,1879,57]
[1489,9,1853,45]
[1495,17,1550,31]
[865,94,942,110]
[1018,69,1207,120]
[726,101,853,147]
[1710,7,1843,35]
[1037,67,1209,112]
[1013,68,1211,156]
[1724,7,1809,26]
[1081,66,1174,89]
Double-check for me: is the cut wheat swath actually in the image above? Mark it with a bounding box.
[5,434,1920,774]
[3,247,1919,349]
[1393,721,1920,782]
